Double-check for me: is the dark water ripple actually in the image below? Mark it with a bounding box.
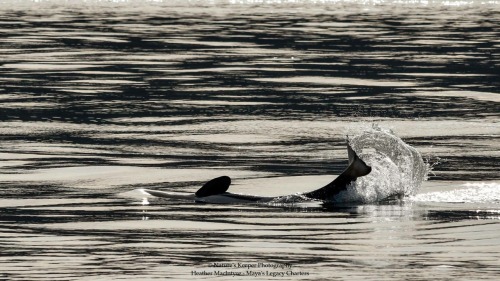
[2,197,500,280]
[1,5,498,177]
[0,2,499,280]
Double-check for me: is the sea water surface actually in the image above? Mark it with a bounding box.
[0,0,499,280]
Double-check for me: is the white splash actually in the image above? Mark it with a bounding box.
[411,182,500,203]
[334,124,428,203]
[269,193,316,204]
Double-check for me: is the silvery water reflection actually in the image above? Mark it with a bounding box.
[0,0,499,280]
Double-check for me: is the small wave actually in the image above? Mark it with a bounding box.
[411,182,500,203]
[334,124,428,203]
[268,193,315,204]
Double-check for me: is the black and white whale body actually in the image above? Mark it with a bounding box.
[143,144,371,204]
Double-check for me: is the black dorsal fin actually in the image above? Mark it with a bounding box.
[195,176,231,197]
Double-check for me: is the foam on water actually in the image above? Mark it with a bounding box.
[411,182,500,203]
[334,124,429,203]
[269,193,314,204]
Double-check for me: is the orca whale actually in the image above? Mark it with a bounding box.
[143,143,371,204]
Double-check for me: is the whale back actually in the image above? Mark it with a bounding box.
[194,144,370,201]
[195,176,231,197]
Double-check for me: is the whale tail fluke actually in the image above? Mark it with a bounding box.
[347,140,356,165]
[303,143,371,201]
[346,144,371,177]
